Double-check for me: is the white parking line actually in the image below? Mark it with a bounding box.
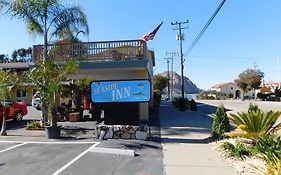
[0,140,99,144]
[52,142,100,175]
[0,143,27,153]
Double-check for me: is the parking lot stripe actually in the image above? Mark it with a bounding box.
[0,143,27,153]
[52,142,100,175]
[0,141,99,144]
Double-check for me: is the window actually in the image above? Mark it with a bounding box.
[16,90,26,98]
[231,87,233,90]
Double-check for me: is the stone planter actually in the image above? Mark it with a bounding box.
[45,125,61,139]
[96,124,148,140]
[69,112,80,122]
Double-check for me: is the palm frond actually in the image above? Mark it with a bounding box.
[228,108,281,141]
[49,4,89,41]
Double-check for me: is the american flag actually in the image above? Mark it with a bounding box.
[141,20,164,43]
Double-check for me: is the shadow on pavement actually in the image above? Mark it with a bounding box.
[197,102,232,115]
[159,101,229,144]
[0,120,33,131]
[161,137,212,144]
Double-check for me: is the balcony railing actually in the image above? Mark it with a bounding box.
[32,40,148,63]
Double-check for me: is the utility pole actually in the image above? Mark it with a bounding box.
[254,60,257,70]
[164,57,172,100]
[171,20,188,101]
[166,52,178,99]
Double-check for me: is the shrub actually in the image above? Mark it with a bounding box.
[220,142,251,159]
[255,134,281,160]
[178,98,186,111]
[212,105,230,140]
[26,120,43,129]
[228,109,281,141]
[227,92,234,99]
[255,155,281,175]
[190,99,197,111]
[248,103,259,112]
[153,89,161,107]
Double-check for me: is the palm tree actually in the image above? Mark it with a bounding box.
[0,0,89,59]
[0,69,18,136]
[0,0,89,124]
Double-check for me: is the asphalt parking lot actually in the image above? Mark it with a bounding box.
[0,139,163,175]
[0,106,163,175]
[0,141,98,175]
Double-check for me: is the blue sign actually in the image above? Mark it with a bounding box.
[91,80,151,103]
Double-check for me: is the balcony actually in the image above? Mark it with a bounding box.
[32,40,153,63]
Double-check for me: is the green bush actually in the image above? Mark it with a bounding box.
[153,89,161,107]
[228,109,281,141]
[248,103,259,112]
[178,98,186,111]
[212,105,230,140]
[255,134,281,161]
[220,142,252,159]
[190,99,197,111]
[257,155,281,175]
[227,92,234,99]
[26,120,43,129]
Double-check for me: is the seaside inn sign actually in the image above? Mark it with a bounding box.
[90,80,151,103]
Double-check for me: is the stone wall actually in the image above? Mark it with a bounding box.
[96,124,148,140]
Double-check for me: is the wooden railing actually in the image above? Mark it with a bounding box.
[32,40,148,63]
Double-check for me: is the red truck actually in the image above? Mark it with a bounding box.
[0,101,28,122]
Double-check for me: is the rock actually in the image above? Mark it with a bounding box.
[136,131,148,140]
[104,128,113,139]
[121,126,127,132]
[128,129,135,134]
[130,134,135,139]
[113,125,121,131]
[133,126,139,131]
[99,130,106,139]
[121,132,131,139]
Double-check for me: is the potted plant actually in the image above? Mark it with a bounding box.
[30,59,78,139]
[61,78,92,122]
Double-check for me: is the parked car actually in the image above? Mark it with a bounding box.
[32,92,41,110]
[0,101,28,122]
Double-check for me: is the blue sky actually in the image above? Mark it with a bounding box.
[0,0,281,90]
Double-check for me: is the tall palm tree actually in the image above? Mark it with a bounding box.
[0,0,89,59]
[0,0,89,124]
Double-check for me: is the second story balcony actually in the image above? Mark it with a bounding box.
[32,40,154,64]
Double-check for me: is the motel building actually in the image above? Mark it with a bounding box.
[4,40,155,130]
[0,40,155,140]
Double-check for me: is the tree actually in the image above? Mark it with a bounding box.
[0,69,18,136]
[0,0,89,125]
[234,69,264,99]
[0,54,9,63]
[153,74,169,92]
[11,50,18,62]
[274,87,281,101]
[212,105,230,140]
[29,59,78,126]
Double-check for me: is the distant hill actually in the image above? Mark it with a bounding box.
[161,71,199,94]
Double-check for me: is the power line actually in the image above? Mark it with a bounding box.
[184,0,227,57]
[188,55,276,59]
